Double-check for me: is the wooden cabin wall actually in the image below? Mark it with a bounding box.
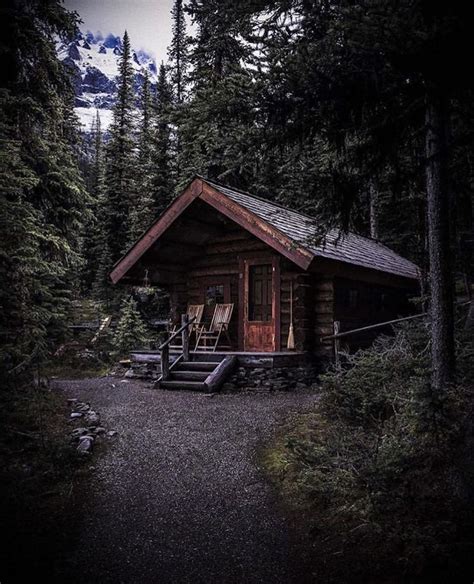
[312,275,335,358]
[333,276,416,350]
[280,261,314,352]
[183,229,269,348]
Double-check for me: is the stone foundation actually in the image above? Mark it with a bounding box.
[221,366,318,392]
[127,359,320,392]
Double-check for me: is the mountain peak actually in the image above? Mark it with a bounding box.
[57,29,158,131]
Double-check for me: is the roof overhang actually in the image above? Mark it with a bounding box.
[110,177,314,284]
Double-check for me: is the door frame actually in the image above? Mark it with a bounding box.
[238,254,280,351]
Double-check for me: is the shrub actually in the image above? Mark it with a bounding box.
[112,296,148,356]
[266,320,474,582]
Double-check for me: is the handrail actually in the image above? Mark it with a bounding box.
[159,314,196,383]
[159,315,196,350]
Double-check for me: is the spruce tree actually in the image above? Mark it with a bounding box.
[128,72,155,243]
[151,63,174,214]
[104,30,137,261]
[0,0,88,377]
[177,0,258,186]
[112,296,148,355]
[82,110,106,291]
[168,0,189,104]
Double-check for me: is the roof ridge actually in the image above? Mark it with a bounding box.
[199,175,321,221]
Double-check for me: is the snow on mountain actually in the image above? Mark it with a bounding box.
[57,30,158,132]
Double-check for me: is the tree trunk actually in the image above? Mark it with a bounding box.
[425,89,455,390]
[369,179,379,239]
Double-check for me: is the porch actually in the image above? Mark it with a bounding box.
[131,349,309,369]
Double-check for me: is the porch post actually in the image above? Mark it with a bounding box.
[182,313,190,361]
[161,332,170,381]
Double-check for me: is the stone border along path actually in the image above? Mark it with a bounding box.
[55,377,319,584]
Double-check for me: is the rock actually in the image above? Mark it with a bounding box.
[67,398,78,404]
[85,411,100,425]
[70,412,83,419]
[124,369,134,378]
[71,427,89,437]
[107,430,117,437]
[79,434,95,442]
[120,379,129,383]
[77,437,93,455]
[95,427,106,435]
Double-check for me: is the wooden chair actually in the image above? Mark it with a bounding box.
[169,304,204,347]
[195,303,234,352]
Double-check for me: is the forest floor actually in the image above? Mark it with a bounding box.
[45,377,319,584]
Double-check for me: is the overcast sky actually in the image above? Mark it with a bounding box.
[64,0,174,62]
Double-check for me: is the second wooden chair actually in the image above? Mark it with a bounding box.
[195,303,234,352]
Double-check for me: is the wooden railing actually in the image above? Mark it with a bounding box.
[159,314,196,381]
[321,300,472,367]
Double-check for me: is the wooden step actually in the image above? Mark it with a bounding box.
[176,361,217,372]
[171,371,209,381]
[160,380,206,391]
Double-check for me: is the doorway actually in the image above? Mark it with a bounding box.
[241,256,280,351]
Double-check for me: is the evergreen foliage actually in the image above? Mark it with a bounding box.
[103,30,137,261]
[151,63,175,214]
[168,0,190,104]
[128,72,155,244]
[82,110,106,292]
[0,0,88,377]
[112,296,148,355]
[266,320,474,581]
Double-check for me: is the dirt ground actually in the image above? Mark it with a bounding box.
[49,377,319,584]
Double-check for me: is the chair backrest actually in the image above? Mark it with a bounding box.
[209,303,234,332]
[187,304,204,325]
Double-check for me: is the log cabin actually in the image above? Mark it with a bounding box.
[110,176,419,388]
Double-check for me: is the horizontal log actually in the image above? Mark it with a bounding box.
[204,355,237,392]
[189,267,240,277]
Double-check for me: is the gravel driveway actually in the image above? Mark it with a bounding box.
[56,378,319,584]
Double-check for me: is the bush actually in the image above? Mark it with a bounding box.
[112,296,148,356]
[265,320,474,583]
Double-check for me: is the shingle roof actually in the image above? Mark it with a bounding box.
[204,179,419,280]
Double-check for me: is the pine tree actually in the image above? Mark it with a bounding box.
[0,0,88,377]
[168,0,189,104]
[104,30,137,261]
[151,63,174,214]
[112,296,148,355]
[177,0,258,186]
[82,110,106,291]
[128,72,155,243]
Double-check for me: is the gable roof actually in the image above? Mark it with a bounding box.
[205,180,419,280]
[110,176,419,284]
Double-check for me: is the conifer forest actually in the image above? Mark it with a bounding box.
[0,1,473,583]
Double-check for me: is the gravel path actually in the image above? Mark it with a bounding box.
[56,378,319,584]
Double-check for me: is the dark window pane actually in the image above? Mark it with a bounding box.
[249,264,272,321]
[206,284,224,307]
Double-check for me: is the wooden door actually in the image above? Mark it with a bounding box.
[242,257,280,351]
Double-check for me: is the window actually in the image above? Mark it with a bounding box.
[206,284,225,307]
[249,264,272,321]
